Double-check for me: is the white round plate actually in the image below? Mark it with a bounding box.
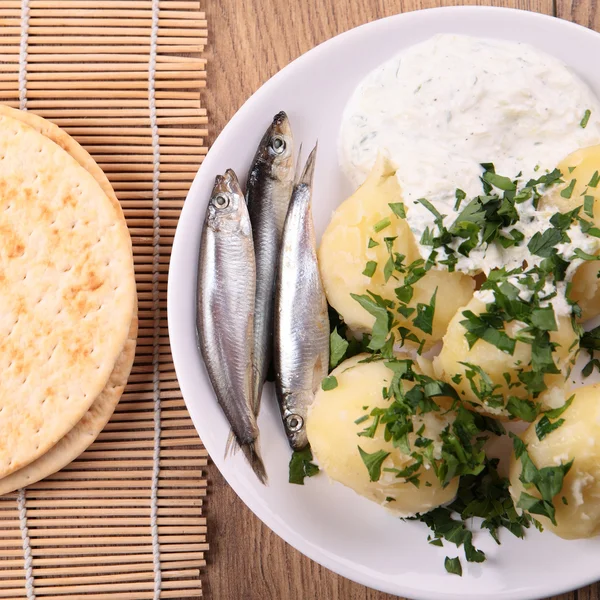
[168,7,600,599]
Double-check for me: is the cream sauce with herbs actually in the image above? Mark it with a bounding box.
[339,34,600,314]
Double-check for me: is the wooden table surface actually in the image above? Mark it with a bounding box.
[201,1,600,598]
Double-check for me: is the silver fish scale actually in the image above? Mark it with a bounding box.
[248,194,281,411]
[275,182,329,450]
[198,219,258,446]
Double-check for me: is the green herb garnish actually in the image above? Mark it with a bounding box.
[389,202,406,219]
[362,260,377,277]
[321,376,338,391]
[358,446,390,482]
[444,557,463,576]
[289,446,319,485]
[581,109,591,128]
[374,217,391,233]
[329,328,349,370]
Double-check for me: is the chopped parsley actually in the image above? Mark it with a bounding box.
[580,109,592,128]
[560,178,577,199]
[289,446,319,485]
[362,260,377,277]
[329,328,349,370]
[389,202,406,219]
[444,557,463,576]
[412,458,532,570]
[454,188,466,211]
[584,195,595,218]
[512,435,572,526]
[358,447,390,482]
[373,217,391,233]
[321,376,338,391]
[506,396,540,422]
[535,415,565,441]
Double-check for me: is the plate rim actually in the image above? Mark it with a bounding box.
[168,6,600,599]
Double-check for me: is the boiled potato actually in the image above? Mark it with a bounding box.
[306,353,459,517]
[318,156,475,347]
[509,384,600,539]
[435,297,578,419]
[542,145,600,321]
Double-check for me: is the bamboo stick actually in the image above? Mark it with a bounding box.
[24,61,205,71]
[20,488,204,499]
[24,53,205,64]
[20,44,205,54]
[63,457,203,468]
[23,508,204,519]
[0,568,200,587]
[0,1,203,9]
[27,560,205,577]
[0,543,207,556]
[24,10,205,19]
[30,100,205,110]
[103,419,194,431]
[26,71,206,81]
[26,535,205,548]
[9,80,205,90]
[25,497,203,508]
[11,551,205,567]
[24,590,201,600]
[25,17,207,27]
[22,26,207,37]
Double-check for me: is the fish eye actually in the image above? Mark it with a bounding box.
[270,136,286,154]
[213,194,230,209]
[285,414,303,432]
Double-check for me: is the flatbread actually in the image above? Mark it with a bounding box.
[0,105,122,216]
[0,112,136,478]
[0,305,137,495]
[0,109,137,494]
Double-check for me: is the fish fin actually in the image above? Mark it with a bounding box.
[225,431,268,485]
[224,430,238,458]
[241,440,268,485]
[297,143,317,187]
[294,142,303,185]
[252,364,263,417]
[312,354,325,394]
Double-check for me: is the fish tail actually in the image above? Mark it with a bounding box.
[297,143,317,187]
[224,430,268,485]
[294,142,303,185]
[241,440,268,485]
[224,430,238,457]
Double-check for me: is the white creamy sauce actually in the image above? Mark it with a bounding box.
[340,35,600,314]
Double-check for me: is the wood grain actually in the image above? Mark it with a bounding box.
[202,1,599,599]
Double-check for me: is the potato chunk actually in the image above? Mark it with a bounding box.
[509,384,600,539]
[543,145,600,321]
[435,298,578,419]
[306,354,459,517]
[318,156,474,347]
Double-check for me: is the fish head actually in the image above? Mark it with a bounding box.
[284,410,308,451]
[257,111,294,182]
[207,170,251,234]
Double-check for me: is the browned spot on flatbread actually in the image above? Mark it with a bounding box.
[0,223,25,259]
[62,191,77,209]
[37,203,52,223]
[63,263,105,317]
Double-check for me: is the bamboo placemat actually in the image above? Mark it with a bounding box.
[0,1,207,598]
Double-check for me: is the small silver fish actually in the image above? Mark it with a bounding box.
[274,145,330,450]
[197,169,267,483]
[246,111,295,415]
